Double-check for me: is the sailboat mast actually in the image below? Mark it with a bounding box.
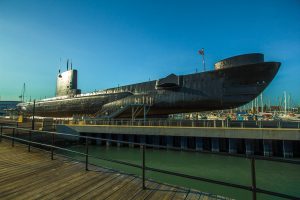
[22,83,26,102]
[261,93,263,113]
[284,91,287,115]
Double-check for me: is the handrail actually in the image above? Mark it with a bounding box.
[60,118,300,129]
[0,125,299,200]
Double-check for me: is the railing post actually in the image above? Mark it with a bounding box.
[85,137,89,171]
[142,145,146,190]
[51,132,55,160]
[251,157,257,200]
[32,99,36,130]
[28,130,32,152]
[12,128,15,147]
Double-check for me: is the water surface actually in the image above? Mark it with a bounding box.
[58,145,300,200]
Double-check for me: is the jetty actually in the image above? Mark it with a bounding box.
[1,121,299,200]
[0,140,225,200]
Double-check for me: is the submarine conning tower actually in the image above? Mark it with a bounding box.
[214,53,264,70]
[56,69,81,97]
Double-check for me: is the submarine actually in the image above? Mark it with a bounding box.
[17,53,280,118]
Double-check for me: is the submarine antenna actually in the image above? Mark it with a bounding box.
[71,59,73,70]
[198,48,206,72]
[58,58,62,78]
[67,59,69,70]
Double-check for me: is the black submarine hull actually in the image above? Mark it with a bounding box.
[17,53,281,118]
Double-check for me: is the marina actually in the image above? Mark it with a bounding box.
[1,1,300,199]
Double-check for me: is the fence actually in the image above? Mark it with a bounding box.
[54,118,300,129]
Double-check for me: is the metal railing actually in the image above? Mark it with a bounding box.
[55,118,300,129]
[0,125,299,200]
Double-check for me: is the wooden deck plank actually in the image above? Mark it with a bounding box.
[63,172,119,200]
[1,164,82,199]
[89,176,136,200]
[39,172,98,199]
[77,174,127,199]
[171,190,189,200]
[105,177,142,200]
[0,162,63,184]
[54,170,117,199]
[0,162,70,192]
[130,181,162,200]
[147,184,177,200]
[18,170,89,199]
[0,140,228,200]
[185,191,201,200]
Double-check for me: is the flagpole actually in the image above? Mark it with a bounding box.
[198,48,206,72]
[202,53,206,71]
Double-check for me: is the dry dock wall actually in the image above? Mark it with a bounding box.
[56,125,300,158]
[60,125,300,140]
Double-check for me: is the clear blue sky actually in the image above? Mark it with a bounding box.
[0,0,299,105]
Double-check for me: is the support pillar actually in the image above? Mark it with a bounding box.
[181,136,188,150]
[166,136,173,149]
[245,139,254,155]
[195,137,203,151]
[128,135,134,148]
[95,134,102,145]
[211,138,219,152]
[229,138,237,154]
[140,135,146,144]
[153,135,160,148]
[283,140,293,158]
[263,139,273,157]
[117,134,123,147]
[106,134,111,147]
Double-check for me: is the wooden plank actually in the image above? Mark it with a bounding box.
[185,191,201,200]
[105,177,142,200]
[77,174,127,199]
[92,176,136,200]
[171,189,189,200]
[63,172,120,200]
[37,172,97,199]
[147,184,177,200]
[130,180,161,200]
[0,162,63,184]
[0,162,71,191]
[55,172,113,199]
[19,169,90,199]
[1,163,80,199]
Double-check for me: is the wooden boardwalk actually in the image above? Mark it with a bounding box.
[0,141,228,200]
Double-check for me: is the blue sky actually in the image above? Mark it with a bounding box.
[0,0,299,105]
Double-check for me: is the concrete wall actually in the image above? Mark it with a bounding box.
[65,125,300,141]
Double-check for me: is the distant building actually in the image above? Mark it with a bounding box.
[0,101,21,116]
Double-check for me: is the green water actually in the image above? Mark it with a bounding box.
[58,145,300,200]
